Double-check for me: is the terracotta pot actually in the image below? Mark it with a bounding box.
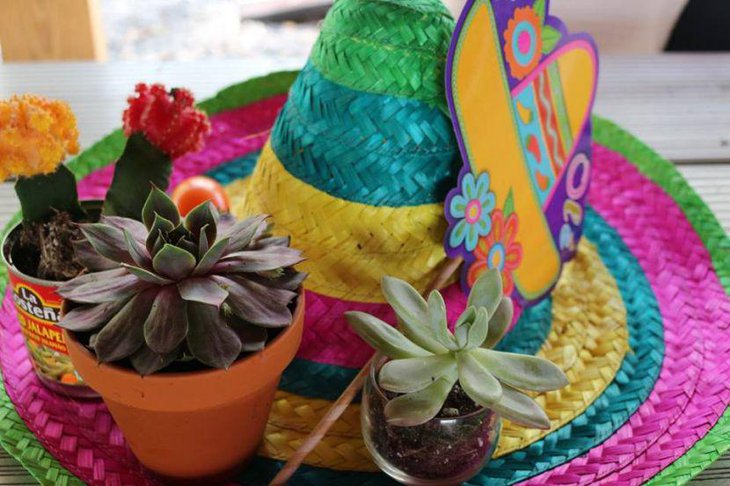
[64,291,305,482]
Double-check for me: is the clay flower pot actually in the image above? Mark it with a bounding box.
[64,291,305,482]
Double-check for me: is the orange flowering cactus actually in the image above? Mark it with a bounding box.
[0,95,84,223]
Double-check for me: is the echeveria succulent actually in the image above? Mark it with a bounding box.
[345,270,568,428]
[58,187,305,375]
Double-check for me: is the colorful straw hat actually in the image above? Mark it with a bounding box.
[1,0,729,484]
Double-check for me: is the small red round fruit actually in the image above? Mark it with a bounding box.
[172,176,230,217]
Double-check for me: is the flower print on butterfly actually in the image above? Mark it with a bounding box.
[467,210,523,296]
[447,171,496,252]
[504,6,543,80]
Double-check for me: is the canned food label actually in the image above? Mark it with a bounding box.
[7,271,84,386]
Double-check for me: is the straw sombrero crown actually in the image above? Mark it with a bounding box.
[234,0,461,307]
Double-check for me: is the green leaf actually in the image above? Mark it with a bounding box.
[214,275,295,327]
[465,307,489,350]
[542,25,563,54]
[123,229,152,268]
[379,354,457,394]
[15,164,85,223]
[80,223,134,264]
[534,0,546,22]
[483,297,514,349]
[130,344,180,376]
[453,306,476,349]
[58,271,150,304]
[152,244,196,280]
[472,348,568,392]
[194,237,230,276]
[185,201,218,244]
[427,290,456,350]
[93,288,158,362]
[456,350,503,407]
[467,269,502,317]
[58,299,128,332]
[344,311,432,360]
[144,286,189,354]
[381,276,449,354]
[146,214,175,254]
[491,384,550,429]
[141,185,181,230]
[384,375,457,427]
[122,264,174,285]
[187,302,242,369]
[103,133,173,221]
[503,189,515,217]
[178,277,229,307]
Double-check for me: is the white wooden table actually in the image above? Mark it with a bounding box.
[0,55,728,484]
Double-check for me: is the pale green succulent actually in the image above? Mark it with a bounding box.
[345,269,568,428]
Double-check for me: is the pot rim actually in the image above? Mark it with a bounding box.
[370,353,493,423]
[2,199,105,286]
[65,287,306,382]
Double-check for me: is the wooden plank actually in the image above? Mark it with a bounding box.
[0,0,106,61]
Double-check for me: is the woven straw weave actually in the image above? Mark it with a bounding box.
[231,144,452,302]
[311,0,454,109]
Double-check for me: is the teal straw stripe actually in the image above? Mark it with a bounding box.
[271,63,459,206]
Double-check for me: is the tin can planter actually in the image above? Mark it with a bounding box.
[64,291,305,482]
[362,355,501,486]
[1,201,102,398]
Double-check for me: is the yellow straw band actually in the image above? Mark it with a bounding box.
[227,142,451,302]
[257,239,629,470]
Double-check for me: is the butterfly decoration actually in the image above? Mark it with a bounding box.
[444,0,598,307]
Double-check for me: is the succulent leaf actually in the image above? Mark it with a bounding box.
[229,316,268,352]
[178,277,229,307]
[100,215,148,243]
[193,237,230,276]
[152,244,196,280]
[130,345,180,376]
[426,290,456,350]
[58,267,128,291]
[121,264,174,285]
[223,215,269,253]
[142,185,181,229]
[72,238,118,271]
[384,375,457,427]
[214,247,304,273]
[59,271,150,304]
[59,300,128,332]
[93,288,157,362]
[145,213,175,251]
[472,348,569,392]
[467,268,502,317]
[187,302,242,369]
[456,350,503,406]
[198,225,210,259]
[381,276,449,354]
[144,286,189,354]
[483,297,514,349]
[214,275,295,327]
[185,201,218,244]
[465,307,489,350]
[379,354,457,394]
[491,384,551,429]
[80,223,134,264]
[344,311,431,360]
[123,229,152,268]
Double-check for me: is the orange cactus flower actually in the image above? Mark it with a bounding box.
[0,95,80,181]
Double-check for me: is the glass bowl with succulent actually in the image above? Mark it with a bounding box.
[0,87,210,396]
[57,187,306,482]
[346,269,568,485]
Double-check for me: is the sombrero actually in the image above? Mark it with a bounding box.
[1,0,729,485]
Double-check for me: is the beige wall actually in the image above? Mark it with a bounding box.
[443,0,688,54]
